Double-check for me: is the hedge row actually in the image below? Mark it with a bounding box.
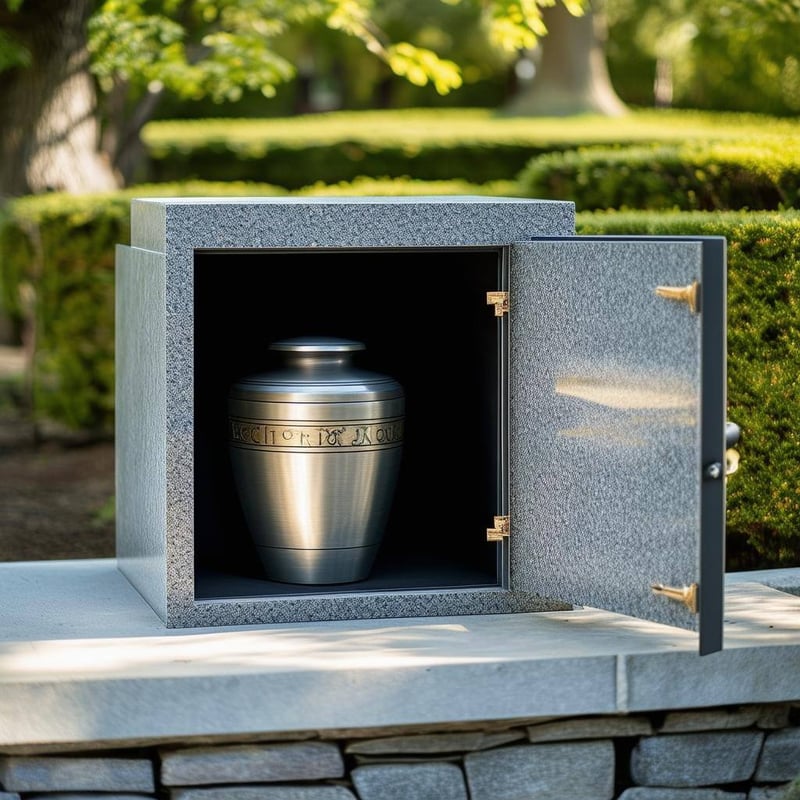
[518,140,800,211]
[140,108,800,193]
[0,187,797,569]
[0,183,286,430]
[0,178,508,429]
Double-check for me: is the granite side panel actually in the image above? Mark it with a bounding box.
[115,245,168,621]
[130,201,167,253]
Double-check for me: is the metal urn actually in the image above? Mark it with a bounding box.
[227,337,405,584]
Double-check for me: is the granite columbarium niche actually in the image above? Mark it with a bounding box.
[115,196,731,654]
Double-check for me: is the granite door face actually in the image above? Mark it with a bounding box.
[507,237,726,655]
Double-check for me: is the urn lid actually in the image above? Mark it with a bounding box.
[229,336,404,403]
[269,336,366,353]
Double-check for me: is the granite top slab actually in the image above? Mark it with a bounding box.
[0,560,797,749]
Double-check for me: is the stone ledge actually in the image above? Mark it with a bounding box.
[0,561,798,750]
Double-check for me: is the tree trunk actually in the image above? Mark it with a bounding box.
[502,1,627,117]
[0,0,119,198]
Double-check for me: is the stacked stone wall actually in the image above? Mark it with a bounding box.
[1,703,798,800]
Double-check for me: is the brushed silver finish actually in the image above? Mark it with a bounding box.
[228,337,404,585]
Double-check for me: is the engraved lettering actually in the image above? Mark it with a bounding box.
[375,422,402,443]
[322,427,345,446]
[230,420,264,444]
[352,426,372,446]
[233,421,402,448]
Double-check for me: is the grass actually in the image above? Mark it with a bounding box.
[143,107,800,153]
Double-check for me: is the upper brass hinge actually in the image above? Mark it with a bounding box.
[487,291,509,317]
[487,515,510,542]
[651,581,699,614]
[655,280,700,314]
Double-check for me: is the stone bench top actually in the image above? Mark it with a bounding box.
[0,560,798,749]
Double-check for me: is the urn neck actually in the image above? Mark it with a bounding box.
[282,352,357,375]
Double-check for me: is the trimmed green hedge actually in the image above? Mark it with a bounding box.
[518,140,800,211]
[0,178,511,431]
[1,186,797,569]
[0,183,288,432]
[141,108,800,190]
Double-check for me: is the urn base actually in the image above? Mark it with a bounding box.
[255,543,381,585]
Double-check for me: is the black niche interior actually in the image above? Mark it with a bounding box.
[193,247,505,600]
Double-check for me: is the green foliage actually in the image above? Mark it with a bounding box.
[518,138,800,211]
[293,175,517,196]
[87,0,568,108]
[577,208,800,569]
[780,776,800,800]
[141,108,800,189]
[606,0,800,115]
[0,182,287,433]
[0,27,30,72]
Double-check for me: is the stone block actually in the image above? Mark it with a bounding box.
[527,715,653,742]
[0,757,155,793]
[26,796,155,800]
[755,728,800,782]
[618,789,746,800]
[464,741,615,800]
[630,732,764,787]
[160,743,344,786]
[345,730,524,755]
[749,784,793,800]
[755,705,792,730]
[658,708,760,733]
[171,788,356,800]
[350,763,467,800]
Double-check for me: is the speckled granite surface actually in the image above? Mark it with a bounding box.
[118,197,577,628]
[508,239,705,633]
[115,197,722,634]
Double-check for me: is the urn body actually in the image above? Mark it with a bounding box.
[227,337,405,584]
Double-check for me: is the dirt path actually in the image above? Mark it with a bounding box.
[0,345,115,561]
[0,420,115,562]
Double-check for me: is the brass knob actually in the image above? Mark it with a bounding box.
[726,449,740,477]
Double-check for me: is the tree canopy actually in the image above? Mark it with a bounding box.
[0,0,587,195]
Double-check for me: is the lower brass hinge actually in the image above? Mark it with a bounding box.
[487,291,509,317]
[651,582,699,614]
[487,515,510,542]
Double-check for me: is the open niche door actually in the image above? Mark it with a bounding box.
[505,236,727,655]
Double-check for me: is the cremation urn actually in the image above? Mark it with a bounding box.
[227,337,405,584]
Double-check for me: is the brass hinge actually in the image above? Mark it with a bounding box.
[486,291,509,317]
[655,280,700,314]
[486,515,510,542]
[651,582,699,614]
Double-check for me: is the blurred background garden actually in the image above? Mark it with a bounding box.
[0,0,797,570]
